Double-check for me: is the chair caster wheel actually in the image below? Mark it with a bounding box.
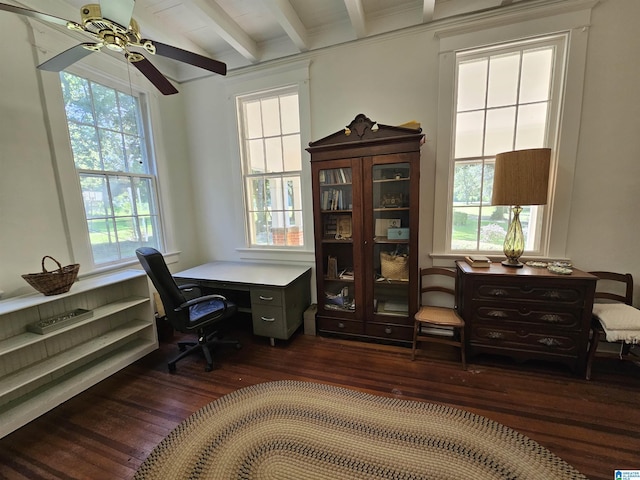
[204,364,213,372]
[168,364,176,373]
[235,343,242,350]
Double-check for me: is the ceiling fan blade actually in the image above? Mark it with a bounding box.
[99,0,135,28]
[150,41,227,76]
[0,2,75,27]
[129,55,179,95]
[38,44,97,72]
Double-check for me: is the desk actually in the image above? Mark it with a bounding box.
[174,262,312,346]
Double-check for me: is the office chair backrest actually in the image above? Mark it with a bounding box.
[136,247,188,326]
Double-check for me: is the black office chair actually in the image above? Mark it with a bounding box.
[136,247,241,373]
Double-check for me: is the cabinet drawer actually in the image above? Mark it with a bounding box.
[366,322,412,342]
[471,324,579,354]
[317,316,364,335]
[473,282,585,305]
[251,288,283,307]
[473,304,582,330]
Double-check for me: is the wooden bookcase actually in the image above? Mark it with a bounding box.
[0,270,157,438]
[307,114,424,344]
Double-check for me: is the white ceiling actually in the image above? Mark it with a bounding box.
[8,0,540,81]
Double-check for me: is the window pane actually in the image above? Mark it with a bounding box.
[282,134,301,171]
[80,174,111,218]
[455,111,484,158]
[109,176,134,216]
[100,129,126,171]
[248,139,265,173]
[487,52,520,108]
[457,59,487,111]
[93,83,120,130]
[265,137,283,172]
[247,177,266,211]
[515,103,548,149]
[61,72,94,124]
[261,98,281,137]
[484,107,515,156]
[118,93,140,135]
[137,215,159,246]
[124,134,146,173]
[69,124,100,169]
[451,206,479,251]
[453,161,483,205]
[245,101,263,138]
[520,48,553,104]
[88,218,119,263]
[134,177,153,214]
[280,94,300,134]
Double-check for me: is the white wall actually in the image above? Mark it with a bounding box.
[1,0,639,306]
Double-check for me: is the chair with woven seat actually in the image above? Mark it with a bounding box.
[585,271,640,380]
[411,267,466,369]
[136,247,241,373]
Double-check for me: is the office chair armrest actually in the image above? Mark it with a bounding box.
[175,294,229,312]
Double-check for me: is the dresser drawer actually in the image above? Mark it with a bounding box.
[473,303,582,330]
[471,324,579,354]
[473,282,585,305]
[251,288,283,307]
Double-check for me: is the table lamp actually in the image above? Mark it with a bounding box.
[491,148,551,268]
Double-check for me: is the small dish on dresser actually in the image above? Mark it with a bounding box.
[525,261,548,268]
[547,265,573,275]
[550,261,573,268]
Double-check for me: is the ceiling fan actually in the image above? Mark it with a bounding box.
[0,0,227,95]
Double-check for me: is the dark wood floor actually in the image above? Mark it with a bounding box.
[1,320,639,480]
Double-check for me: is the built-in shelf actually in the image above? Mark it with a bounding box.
[0,270,157,438]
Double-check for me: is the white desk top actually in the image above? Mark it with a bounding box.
[174,261,310,288]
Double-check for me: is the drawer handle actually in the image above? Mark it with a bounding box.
[338,322,345,329]
[488,289,509,297]
[538,337,562,347]
[486,331,505,339]
[259,295,274,301]
[541,290,563,300]
[385,327,392,334]
[261,316,276,322]
[487,310,508,318]
[539,314,563,324]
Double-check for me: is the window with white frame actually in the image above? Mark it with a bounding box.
[448,35,566,254]
[60,72,163,265]
[236,86,304,247]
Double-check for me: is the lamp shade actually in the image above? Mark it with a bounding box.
[492,148,551,206]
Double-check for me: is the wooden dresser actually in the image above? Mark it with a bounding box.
[455,261,596,374]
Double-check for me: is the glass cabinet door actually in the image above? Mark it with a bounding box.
[371,163,411,318]
[318,167,355,315]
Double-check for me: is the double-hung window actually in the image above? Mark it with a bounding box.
[446,35,567,254]
[236,86,304,247]
[60,72,163,265]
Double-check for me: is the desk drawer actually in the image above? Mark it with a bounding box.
[252,305,287,338]
[251,288,283,307]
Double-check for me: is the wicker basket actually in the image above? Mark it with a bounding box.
[22,256,80,296]
[380,252,409,280]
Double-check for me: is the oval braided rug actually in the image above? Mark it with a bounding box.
[134,380,586,480]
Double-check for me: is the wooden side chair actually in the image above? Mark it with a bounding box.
[585,271,640,380]
[411,267,466,369]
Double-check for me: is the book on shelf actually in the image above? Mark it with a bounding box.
[464,255,492,268]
